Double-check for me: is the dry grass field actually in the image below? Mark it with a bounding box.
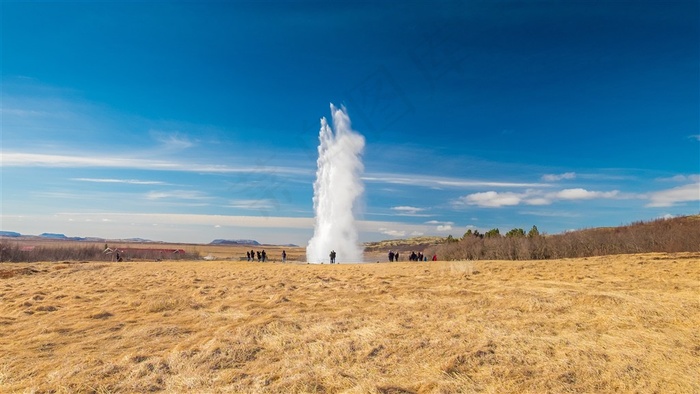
[1,252,698,393]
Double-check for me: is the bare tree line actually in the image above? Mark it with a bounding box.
[0,244,200,263]
[425,215,700,261]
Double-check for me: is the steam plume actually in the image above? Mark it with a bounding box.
[306,104,365,263]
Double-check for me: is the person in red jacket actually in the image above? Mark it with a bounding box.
[432,254,437,261]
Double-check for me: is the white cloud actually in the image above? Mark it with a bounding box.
[1,151,311,176]
[555,188,619,200]
[542,172,576,182]
[391,206,426,215]
[378,227,407,237]
[227,199,276,210]
[524,197,552,206]
[72,178,167,185]
[456,188,621,208]
[458,191,524,207]
[423,220,454,232]
[363,172,550,189]
[145,190,210,200]
[661,174,700,183]
[151,131,195,151]
[425,220,453,225]
[646,182,700,207]
[689,134,700,141]
[520,210,581,218]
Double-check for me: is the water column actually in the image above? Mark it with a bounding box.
[306,104,365,263]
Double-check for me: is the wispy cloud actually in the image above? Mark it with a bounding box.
[455,188,622,208]
[646,182,700,207]
[72,178,168,185]
[689,134,700,141]
[519,210,581,218]
[555,188,619,200]
[364,172,549,189]
[47,213,316,229]
[227,199,276,210]
[151,131,196,151]
[659,174,700,183]
[425,220,454,232]
[378,228,407,237]
[1,152,311,176]
[541,172,576,182]
[458,191,523,207]
[145,190,211,201]
[1,107,51,117]
[389,206,431,216]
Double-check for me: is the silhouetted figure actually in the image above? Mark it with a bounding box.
[256,251,261,262]
[330,250,336,264]
[261,250,267,262]
[282,250,287,263]
[395,252,399,261]
[388,250,395,262]
[246,251,251,261]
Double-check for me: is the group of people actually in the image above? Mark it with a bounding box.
[388,250,437,262]
[244,248,437,264]
[409,251,425,261]
[387,250,400,262]
[246,249,287,263]
[247,250,266,262]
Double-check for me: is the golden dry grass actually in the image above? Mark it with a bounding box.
[1,253,698,393]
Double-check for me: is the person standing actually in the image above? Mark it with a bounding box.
[282,250,287,263]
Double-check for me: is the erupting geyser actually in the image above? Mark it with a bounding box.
[306,104,365,263]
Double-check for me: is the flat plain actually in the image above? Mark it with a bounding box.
[1,252,698,393]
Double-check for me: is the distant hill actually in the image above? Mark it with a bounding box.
[123,238,156,243]
[364,236,445,252]
[0,231,21,237]
[209,239,261,246]
[39,233,107,242]
[40,233,67,239]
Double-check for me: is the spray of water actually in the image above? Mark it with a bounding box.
[306,104,365,263]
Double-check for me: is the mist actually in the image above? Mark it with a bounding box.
[306,104,365,263]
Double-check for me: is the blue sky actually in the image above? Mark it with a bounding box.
[2,1,699,246]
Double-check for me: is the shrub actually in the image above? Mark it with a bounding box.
[424,215,700,260]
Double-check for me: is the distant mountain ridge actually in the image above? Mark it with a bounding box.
[209,239,260,246]
[39,233,68,239]
[0,232,299,247]
[0,231,152,243]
